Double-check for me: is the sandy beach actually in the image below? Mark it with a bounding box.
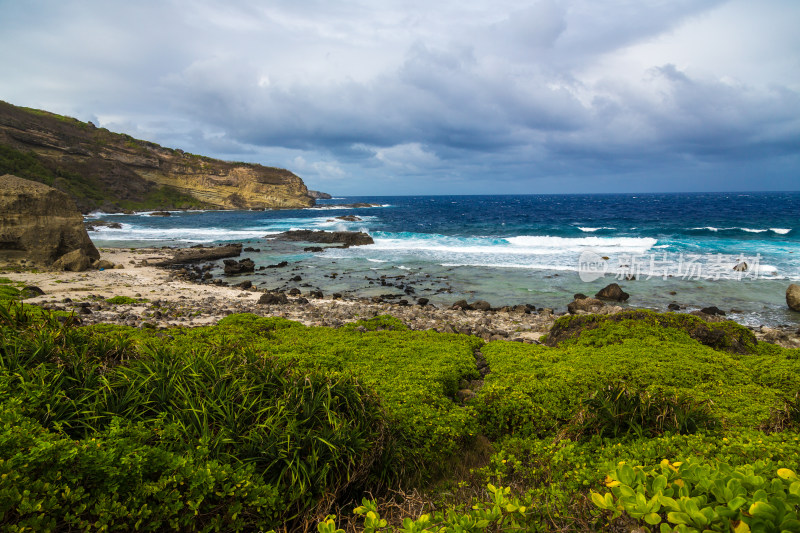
[1,247,563,342]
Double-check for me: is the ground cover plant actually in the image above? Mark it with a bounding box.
[1,302,799,531]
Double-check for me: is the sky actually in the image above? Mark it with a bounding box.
[1,0,799,195]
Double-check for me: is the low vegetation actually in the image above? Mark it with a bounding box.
[1,302,798,531]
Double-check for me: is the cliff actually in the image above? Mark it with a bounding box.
[0,101,315,212]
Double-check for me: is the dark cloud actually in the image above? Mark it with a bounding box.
[0,0,797,193]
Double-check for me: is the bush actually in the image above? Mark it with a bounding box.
[592,459,800,532]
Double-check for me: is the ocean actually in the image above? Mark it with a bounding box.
[88,192,800,327]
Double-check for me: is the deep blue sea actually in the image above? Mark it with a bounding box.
[89,193,800,326]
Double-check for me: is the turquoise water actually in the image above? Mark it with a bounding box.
[88,193,800,326]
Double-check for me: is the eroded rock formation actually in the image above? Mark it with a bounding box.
[0,174,99,269]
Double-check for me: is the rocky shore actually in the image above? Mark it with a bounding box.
[4,247,799,349]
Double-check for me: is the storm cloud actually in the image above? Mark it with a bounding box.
[1,0,798,194]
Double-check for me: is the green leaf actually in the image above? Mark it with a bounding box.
[591,492,610,509]
[727,497,747,511]
[652,475,668,494]
[618,464,636,486]
[667,512,693,526]
[644,512,662,525]
[748,501,777,520]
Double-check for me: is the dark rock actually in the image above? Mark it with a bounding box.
[234,280,252,289]
[332,293,342,299]
[451,299,473,311]
[417,297,429,306]
[295,297,309,304]
[308,290,324,299]
[257,292,289,305]
[150,211,171,217]
[290,275,302,282]
[786,284,800,312]
[20,285,45,298]
[471,300,492,311]
[223,258,255,275]
[573,293,587,300]
[288,288,301,295]
[85,220,122,231]
[335,215,362,222]
[272,230,374,247]
[667,303,681,311]
[304,246,324,252]
[700,306,726,316]
[595,283,630,302]
[266,261,289,268]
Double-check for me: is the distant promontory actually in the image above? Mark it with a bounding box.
[0,100,315,212]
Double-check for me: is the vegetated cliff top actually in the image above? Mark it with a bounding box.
[0,100,315,213]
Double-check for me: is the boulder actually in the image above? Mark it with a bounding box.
[93,259,115,270]
[700,306,726,316]
[471,300,492,311]
[335,215,362,222]
[787,284,800,312]
[567,297,605,314]
[258,292,288,305]
[451,299,472,310]
[595,283,630,302]
[52,249,94,272]
[0,174,99,268]
[20,285,45,298]
[223,258,255,275]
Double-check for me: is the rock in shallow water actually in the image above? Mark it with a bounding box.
[787,284,800,312]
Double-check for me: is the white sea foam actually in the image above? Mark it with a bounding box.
[771,228,791,235]
[577,227,615,232]
[90,226,267,243]
[367,258,388,263]
[741,228,768,233]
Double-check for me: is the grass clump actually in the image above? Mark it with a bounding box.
[0,303,386,529]
[105,295,149,305]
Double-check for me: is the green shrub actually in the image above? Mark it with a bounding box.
[592,459,800,532]
[0,302,386,526]
[564,383,717,440]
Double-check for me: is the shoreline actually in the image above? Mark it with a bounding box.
[3,247,799,348]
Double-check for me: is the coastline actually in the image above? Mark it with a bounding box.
[4,246,799,348]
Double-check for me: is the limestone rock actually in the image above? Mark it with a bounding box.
[595,283,630,302]
[567,297,605,314]
[52,249,94,272]
[0,174,99,268]
[788,284,800,312]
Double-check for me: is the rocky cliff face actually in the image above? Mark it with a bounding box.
[0,174,99,268]
[0,101,315,212]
